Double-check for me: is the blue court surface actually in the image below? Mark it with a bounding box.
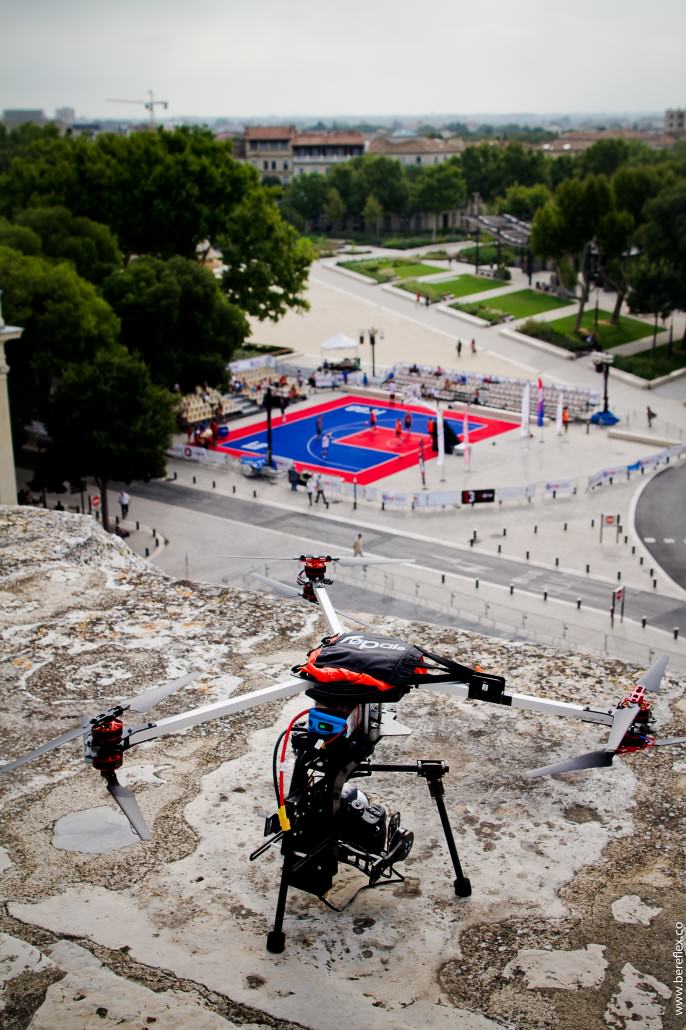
[218,394,518,484]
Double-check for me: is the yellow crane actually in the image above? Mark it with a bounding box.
[106,89,169,127]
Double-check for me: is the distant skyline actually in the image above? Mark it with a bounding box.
[3,0,684,121]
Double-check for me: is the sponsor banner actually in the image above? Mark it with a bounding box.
[544,479,575,494]
[497,484,536,500]
[588,465,626,488]
[228,355,275,373]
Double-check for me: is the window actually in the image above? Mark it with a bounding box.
[416,156,421,164]
[263,160,269,170]
[271,160,276,170]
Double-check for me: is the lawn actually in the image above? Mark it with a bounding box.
[613,343,686,380]
[545,308,653,349]
[455,289,570,321]
[459,244,517,266]
[337,258,442,282]
[400,274,507,303]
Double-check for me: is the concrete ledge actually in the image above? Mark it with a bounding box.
[436,303,490,327]
[329,262,379,285]
[607,429,681,447]
[499,326,577,360]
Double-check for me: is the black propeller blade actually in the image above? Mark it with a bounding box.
[651,736,686,747]
[637,655,669,693]
[528,703,640,779]
[105,774,151,840]
[0,726,93,774]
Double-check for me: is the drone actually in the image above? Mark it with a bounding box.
[1,553,684,954]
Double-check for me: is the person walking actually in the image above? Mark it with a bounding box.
[470,338,476,355]
[369,410,377,431]
[353,533,364,557]
[316,415,323,437]
[404,411,412,432]
[646,405,656,428]
[314,474,328,507]
[321,431,331,459]
[306,477,314,506]
[395,418,402,439]
[118,490,130,520]
[456,339,462,359]
[562,406,570,433]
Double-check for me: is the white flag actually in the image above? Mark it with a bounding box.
[520,382,530,439]
[555,392,563,435]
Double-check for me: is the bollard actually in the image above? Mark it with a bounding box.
[145,547,150,557]
[639,556,644,566]
[212,480,216,489]
[543,590,548,602]
[552,490,557,500]
[232,485,236,494]
[591,518,595,528]
[641,617,647,629]
[475,578,479,590]
[576,598,581,610]
[469,538,474,548]
[649,567,654,577]
[441,574,445,584]
[253,490,257,499]
[617,571,621,581]
[503,528,507,537]
[631,545,636,555]
[193,475,196,484]
[555,556,559,567]
[115,515,119,526]
[509,583,514,595]
[136,520,140,531]
[173,471,177,481]
[624,535,628,544]
[497,544,502,554]
[674,628,680,641]
[563,522,568,531]
[534,525,538,534]
[585,564,590,574]
[653,579,658,590]
[472,529,477,542]
[382,501,385,511]
[526,550,530,560]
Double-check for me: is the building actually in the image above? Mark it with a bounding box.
[665,108,686,134]
[243,126,295,184]
[539,128,679,155]
[290,131,365,176]
[2,109,46,129]
[55,107,75,127]
[367,135,465,166]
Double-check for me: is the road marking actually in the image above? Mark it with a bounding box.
[644,536,656,543]
[663,538,675,544]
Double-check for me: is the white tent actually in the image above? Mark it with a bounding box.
[320,333,359,352]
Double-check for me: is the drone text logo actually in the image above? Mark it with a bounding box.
[341,635,406,652]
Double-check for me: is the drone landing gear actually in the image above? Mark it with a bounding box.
[368,760,471,898]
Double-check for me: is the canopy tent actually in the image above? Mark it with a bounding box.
[320,333,359,352]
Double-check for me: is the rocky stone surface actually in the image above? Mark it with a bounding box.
[0,506,684,1029]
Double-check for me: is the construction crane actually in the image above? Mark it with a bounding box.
[106,89,169,127]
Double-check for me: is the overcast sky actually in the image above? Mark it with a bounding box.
[3,0,684,120]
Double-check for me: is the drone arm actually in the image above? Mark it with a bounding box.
[124,676,306,747]
[313,582,344,635]
[423,680,615,729]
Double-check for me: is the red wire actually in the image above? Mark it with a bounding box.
[278,708,311,811]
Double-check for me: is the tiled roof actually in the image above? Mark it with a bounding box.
[292,132,364,146]
[368,136,465,155]
[244,125,295,140]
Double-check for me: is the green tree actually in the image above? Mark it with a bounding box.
[596,208,635,324]
[497,183,552,221]
[411,162,466,238]
[353,156,410,218]
[0,246,120,435]
[363,193,383,236]
[627,258,680,359]
[460,144,506,202]
[102,256,248,391]
[323,187,346,231]
[16,205,121,284]
[282,173,330,230]
[47,347,176,532]
[218,189,315,321]
[0,217,42,255]
[501,143,549,188]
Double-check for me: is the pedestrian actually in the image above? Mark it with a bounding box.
[370,410,377,430]
[415,292,420,305]
[404,411,412,432]
[306,477,314,506]
[287,465,299,492]
[395,418,402,438]
[424,295,430,308]
[456,339,462,359]
[316,415,323,437]
[470,338,476,354]
[353,533,364,557]
[363,372,369,388]
[562,406,570,432]
[321,431,331,459]
[118,490,130,520]
[314,474,328,507]
[646,405,656,428]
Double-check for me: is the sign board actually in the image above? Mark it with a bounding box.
[461,489,495,505]
[90,495,100,509]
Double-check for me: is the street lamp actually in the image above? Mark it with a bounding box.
[590,351,619,426]
[359,326,384,378]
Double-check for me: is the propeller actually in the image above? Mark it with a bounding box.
[637,654,669,693]
[0,672,200,775]
[219,553,415,567]
[105,773,151,840]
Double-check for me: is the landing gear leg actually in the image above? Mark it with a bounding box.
[424,767,471,897]
[266,854,291,953]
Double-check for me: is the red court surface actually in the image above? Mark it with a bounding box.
[218,394,518,485]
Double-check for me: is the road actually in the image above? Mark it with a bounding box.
[130,478,686,633]
[635,462,686,591]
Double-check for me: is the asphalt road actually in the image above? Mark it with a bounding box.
[130,478,686,633]
[635,463,686,591]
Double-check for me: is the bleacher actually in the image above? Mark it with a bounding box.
[178,387,238,426]
[390,365,599,421]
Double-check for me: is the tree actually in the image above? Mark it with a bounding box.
[497,183,551,221]
[16,205,121,284]
[363,194,383,236]
[460,144,506,202]
[596,208,635,324]
[218,189,315,321]
[0,246,120,437]
[102,256,248,391]
[323,187,346,231]
[0,217,42,255]
[282,173,330,231]
[627,258,680,359]
[47,347,176,532]
[411,162,466,238]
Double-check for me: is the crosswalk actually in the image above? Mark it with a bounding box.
[643,537,685,544]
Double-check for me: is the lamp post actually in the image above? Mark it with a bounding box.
[0,290,25,505]
[359,327,384,378]
[590,351,618,425]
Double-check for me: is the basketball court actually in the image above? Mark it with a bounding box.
[217,395,518,485]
